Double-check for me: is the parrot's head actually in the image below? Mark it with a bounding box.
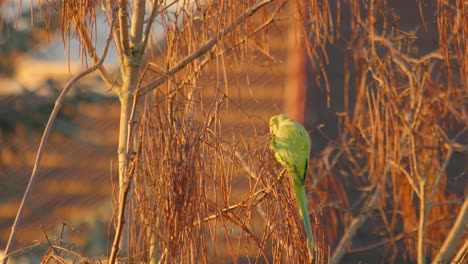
[269,114,289,135]
[269,115,278,135]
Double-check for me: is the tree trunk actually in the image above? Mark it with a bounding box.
[285,1,308,124]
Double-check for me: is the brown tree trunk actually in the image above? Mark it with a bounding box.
[285,0,308,125]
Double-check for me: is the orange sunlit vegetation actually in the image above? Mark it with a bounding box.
[0,1,466,264]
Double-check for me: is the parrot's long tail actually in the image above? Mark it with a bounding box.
[293,181,315,259]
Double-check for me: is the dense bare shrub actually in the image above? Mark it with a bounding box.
[2,1,466,263]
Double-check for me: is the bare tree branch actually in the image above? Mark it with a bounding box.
[130,0,146,49]
[118,0,130,55]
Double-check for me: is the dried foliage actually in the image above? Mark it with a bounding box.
[1,0,466,263]
[126,1,329,261]
[129,92,329,263]
[314,0,467,263]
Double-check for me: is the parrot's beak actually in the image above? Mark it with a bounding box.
[269,127,274,136]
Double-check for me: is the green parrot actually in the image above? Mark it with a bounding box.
[269,114,315,257]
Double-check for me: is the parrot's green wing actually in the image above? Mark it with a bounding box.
[270,117,311,184]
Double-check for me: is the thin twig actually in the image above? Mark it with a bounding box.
[428,147,454,208]
[388,160,421,199]
[234,150,259,180]
[0,241,40,262]
[41,226,60,257]
[1,19,115,264]
[193,189,268,225]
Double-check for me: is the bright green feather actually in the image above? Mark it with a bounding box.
[269,114,315,258]
[293,180,314,255]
